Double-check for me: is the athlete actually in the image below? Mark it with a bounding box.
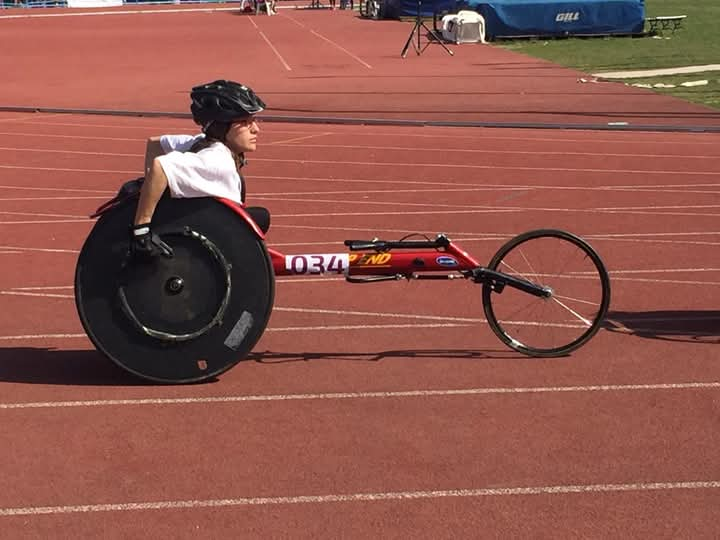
[131,80,270,258]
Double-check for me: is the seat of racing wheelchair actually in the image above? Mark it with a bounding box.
[75,186,275,384]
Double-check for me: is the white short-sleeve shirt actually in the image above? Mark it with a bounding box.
[156,134,243,203]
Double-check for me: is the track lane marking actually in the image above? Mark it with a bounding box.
[0,219,89,225]
[4,141,720,166]
[0,382,718,410]
[248,157,720,176]
[0,480,718,516]
[0,246,79,254]
[0,185,114,194]
[0,165,137,174]
[249,17,292,71]
[0,210,89,218]
[2,161,718,178]
[278,13,372,68]
[308,29,373,69]
[266,142,720,160]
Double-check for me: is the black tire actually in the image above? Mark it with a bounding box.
[75,196,274,383]
[482,229,610,357]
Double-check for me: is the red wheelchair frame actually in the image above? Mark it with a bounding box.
[216,198,611,358]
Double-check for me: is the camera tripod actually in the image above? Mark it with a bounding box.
[400,0,454,58]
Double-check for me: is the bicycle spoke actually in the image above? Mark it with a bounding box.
[550,296,593,327]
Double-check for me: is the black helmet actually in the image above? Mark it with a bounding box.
[190,80,266,131]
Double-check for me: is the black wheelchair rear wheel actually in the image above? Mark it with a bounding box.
[75,196,274,383]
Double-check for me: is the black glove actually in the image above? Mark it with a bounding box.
[130,223,173,259]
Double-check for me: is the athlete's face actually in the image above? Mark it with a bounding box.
[225,116,260,153]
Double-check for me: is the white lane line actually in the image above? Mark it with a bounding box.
[0,165,137,174]
[256,12,373,68]
[0,246,79,254]
[274,142,720,160]
[4,264,716,291]
[0,132,141,143]
[0,211,88,219]
[258,187,530,196]
[0,184,114,194]
[266,227,718,243]
[4,264,720,301]
[0,197,106,202]
[255,28,292,70]
[274,306,481,323]
[309,29,373,69]
[0,334,86,341]
[592,238,720,247]
[266,195,514,211]
[252,175,720,191]
[270,133,335,145]
[596,205,720,211]
[608,267,720,274]
[0,382,718,410]
[0,481,718,516]
[0,291,74,299]
[248,157,720,176]
[253,193,720,217]
[249,17,293,71]
[11,286,73,290]
[588,233,720,239]
[259,198,720,219]
[268,323,473,331]
[271,207,719,219]
[4,159,718,177]
[610,276,720,286]
[275,209,520,217]
[0,220,89,225]
[0,147,137,157]
[0,323,476,340]
[608,315,720,323]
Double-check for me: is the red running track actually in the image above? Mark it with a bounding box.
[0,6,719,538]
[0,112,718,537]
[0,6,719,129]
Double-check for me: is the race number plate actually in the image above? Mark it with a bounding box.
[284,253,349,275]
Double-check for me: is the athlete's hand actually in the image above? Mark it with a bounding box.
[129,223,173,259]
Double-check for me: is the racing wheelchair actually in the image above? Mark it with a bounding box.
[75,183,611,384]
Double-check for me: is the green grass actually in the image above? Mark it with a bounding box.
[495,0,720,108]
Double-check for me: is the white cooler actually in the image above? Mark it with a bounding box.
[441,10,487,44]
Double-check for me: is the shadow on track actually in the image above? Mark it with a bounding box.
[0,348,151,386]
[0,347,526,385]
[604,310,720,344]
[248,348,524,364]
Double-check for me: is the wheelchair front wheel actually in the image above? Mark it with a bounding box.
[481,229,610,357]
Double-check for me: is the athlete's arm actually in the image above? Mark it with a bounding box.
[144,136,165,177]
[134,158,168,226]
